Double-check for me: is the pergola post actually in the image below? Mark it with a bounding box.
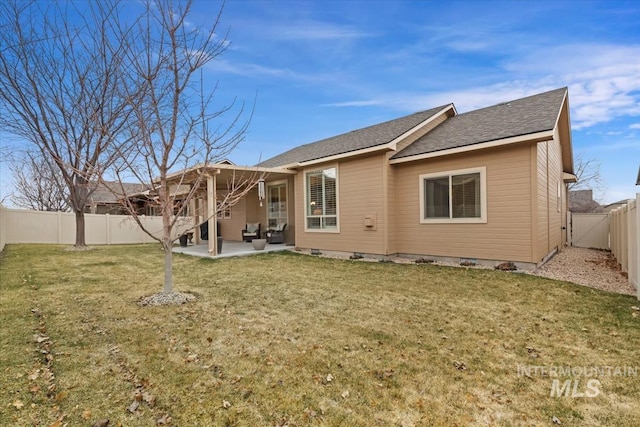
[190,197,199,244]
[207,171,220,255]
[207,175,218,256]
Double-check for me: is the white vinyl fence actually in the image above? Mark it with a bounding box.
[571,213,610,249]
[609,195,639,296]
[0,205,193,251]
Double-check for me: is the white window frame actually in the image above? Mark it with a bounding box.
[216,204,231,219]
[419,166,487,224]
[266,179,288,229]
[304,165,340,233]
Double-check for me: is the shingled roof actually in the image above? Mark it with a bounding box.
[258,105,449,168]
[89,181,148,203]
[392,87,568,160]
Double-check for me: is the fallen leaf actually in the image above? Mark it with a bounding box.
[81,409,92,420]
[34,334,50,343]
[54,391,68,401]
[326,374,334,382]
[142,391,156,407]
[222,400,231,409]
[453,361,467,371]
[156,414,171,425]
[341,390,350,399]
[29,369,40,381]
[127,401,139,413]
[552,415,562,424]
[92,419,109,427]
[12,400,24,409]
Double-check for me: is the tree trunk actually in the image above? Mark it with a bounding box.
[74,210,86,247]
[163,240,173,294]
[162,194,173,294]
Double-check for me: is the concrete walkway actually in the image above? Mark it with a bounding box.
[172,240,293,259]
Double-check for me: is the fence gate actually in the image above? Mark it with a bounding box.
[570,213,610,249]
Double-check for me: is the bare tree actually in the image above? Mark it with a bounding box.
[0,0,138,246]
[569,152,605,202]
[10,151,70,211]
[110,0,254,295]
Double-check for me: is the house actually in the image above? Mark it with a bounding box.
[569,189,603,213]
[84,181,155,215]
[603,199,634,213]
[172,87,575,269]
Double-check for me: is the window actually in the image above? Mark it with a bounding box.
[305,167,338,231]
[216,204,231,219]
[216,196,231,219]
[267,182,287,229]
[419,167,486,223]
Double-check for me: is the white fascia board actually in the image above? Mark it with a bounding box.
[388,130,554,165]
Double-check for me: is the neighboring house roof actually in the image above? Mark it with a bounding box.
[603,199,633,213]
[569,189,603,213]
[258,105,449,168]
[392,87,568,159]
[89,182,148,204]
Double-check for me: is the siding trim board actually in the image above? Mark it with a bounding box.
[389,130,554,165]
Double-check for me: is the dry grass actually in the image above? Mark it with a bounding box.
[1,244,639,426]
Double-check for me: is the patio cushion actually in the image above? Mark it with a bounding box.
[246,223,259,233]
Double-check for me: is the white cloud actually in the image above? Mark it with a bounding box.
[324,43,640,132]
[630,123,640,129]
[267,21,376,41]
[321,100,383,108]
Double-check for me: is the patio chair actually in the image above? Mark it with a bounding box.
[199,221,221,241]
[266,223,287,244]
[242,222,261,242]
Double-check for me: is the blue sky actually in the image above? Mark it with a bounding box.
[1,0,639,205]
[196,0,640,204]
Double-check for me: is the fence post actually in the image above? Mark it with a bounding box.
[105,214,111,245]
[636,194,640,301]
[57,211,62,244]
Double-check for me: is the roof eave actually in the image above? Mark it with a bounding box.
[388,129,555,164]
[297,144,392,168]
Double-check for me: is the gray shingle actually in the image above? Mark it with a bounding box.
[392,87,567,159]
[90,181,147,203]
[258,105,449,168]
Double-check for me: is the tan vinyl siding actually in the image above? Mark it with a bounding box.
[534,138,565,261]
[221,196,247,241]
[286,176,296,244]
[548,138,563,250]
[295,154,386,254]
[385,152,397,254]
[537,141,549,258]
[394,143,534,262]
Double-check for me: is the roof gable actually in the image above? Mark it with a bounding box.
[259,105,449,168]
[392,87,568,160]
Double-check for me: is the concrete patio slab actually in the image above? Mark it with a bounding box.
[172,240,293,259]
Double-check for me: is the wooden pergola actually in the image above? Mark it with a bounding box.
[165,163,296,255]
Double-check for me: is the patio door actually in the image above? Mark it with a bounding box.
[267,182,287,229]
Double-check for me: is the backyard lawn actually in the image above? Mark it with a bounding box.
[1,244,639,426]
